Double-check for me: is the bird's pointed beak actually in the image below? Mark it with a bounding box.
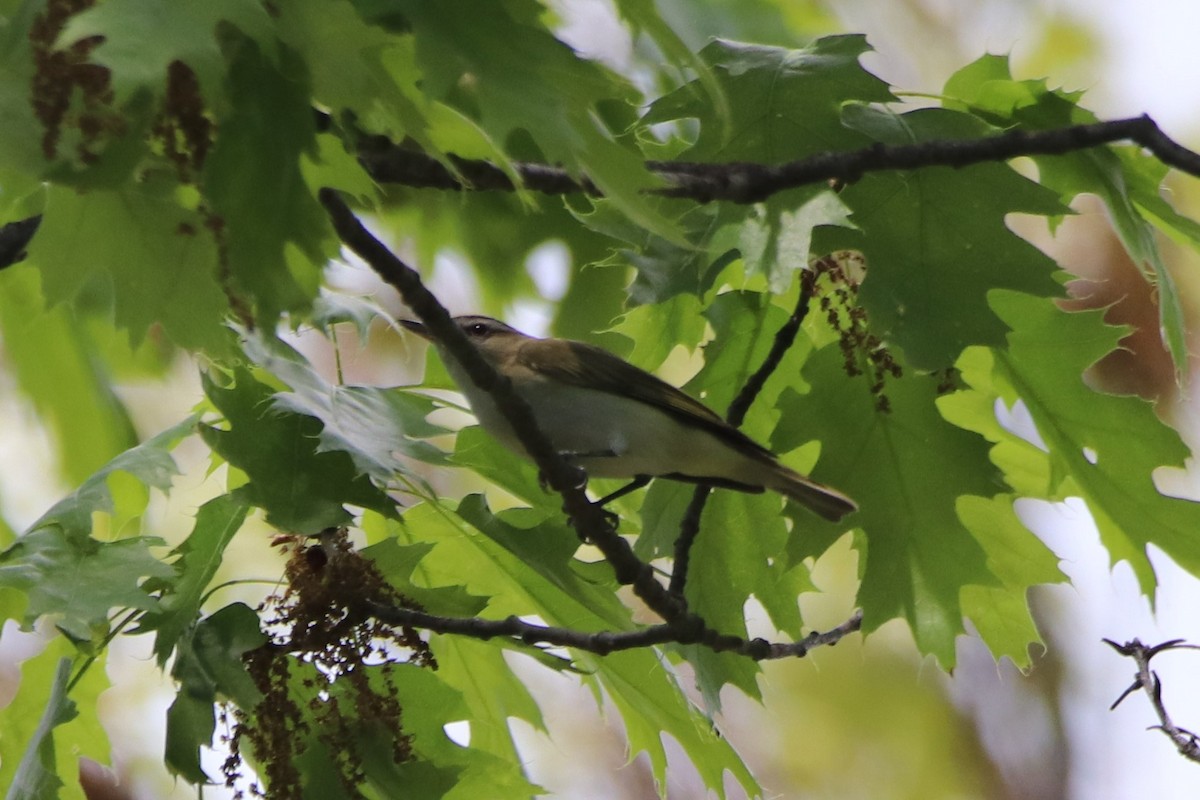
[399,319,431,340]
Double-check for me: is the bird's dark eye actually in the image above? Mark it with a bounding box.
[468,322,488,336]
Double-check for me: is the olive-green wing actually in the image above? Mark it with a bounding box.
[516,338,774,459]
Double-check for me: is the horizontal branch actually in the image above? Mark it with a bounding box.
[356,113,1200,204]
[364,599,863,660]
[651,114,1200,202]
[356,135,599,196]
[4,115,1199,272]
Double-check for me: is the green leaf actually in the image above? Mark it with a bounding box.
[240,329,451,480]
[0,417,196,642]
[200,368,397,534]
[574,199,736,305]
[684,291,812,443]
[937,347,1058,499]
[0,265,138,485]
[739,188,853,292]
[395,0,684,244]
[0,528,172,643]
[142,492,251,665]
[644,35,894,162]
[0,635,113,800]
[423,497,759,797]
[361,536,488,618]
[635,479,696,559]
[0,2,53,182]
[680,490,805,707]
[301,133,380,208]
[276,0,438,155]
[942,54,1189,378]
[449,427,557,513]
[3,657,75,800]
[202,37,332,321]
[988,290,1200,594]
[432,637,543,762]
[634,35,891,296]
[956,496,1064,668]
[25,415,196,539]
[25,183,233,354]
[606,293,707,372]
[60,0,274,104]
[383,663,542,800]
[165,602,266,782]
[818,105,1066,370]
[776,344,1000,665]
[612,0,731,140]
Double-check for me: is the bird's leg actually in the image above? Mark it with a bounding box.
[574,476,652,532]
[537,449,616,493]
[594,475,652,507]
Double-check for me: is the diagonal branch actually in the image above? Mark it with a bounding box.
[316,190,863,660]
[319,188,698,626]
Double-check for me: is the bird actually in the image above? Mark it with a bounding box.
[400,315,857,522]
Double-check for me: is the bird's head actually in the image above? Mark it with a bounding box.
[399,315,529,361]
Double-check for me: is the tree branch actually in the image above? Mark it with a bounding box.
[669,271,818,595]
[363,599,862,660]
[1106,637,1200,763]
[356,135,599,196]
[6,114,1200,271]
[355,114,1200,204]
[650,114,1200,202]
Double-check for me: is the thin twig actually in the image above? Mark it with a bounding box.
[1106,637,1200,763]
[669,272,817,595]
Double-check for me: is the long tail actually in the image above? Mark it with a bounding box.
[768,465,857,522]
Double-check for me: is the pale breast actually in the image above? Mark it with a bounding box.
[444,355,764,484]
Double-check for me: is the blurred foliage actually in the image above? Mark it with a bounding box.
[0,0,1196,797]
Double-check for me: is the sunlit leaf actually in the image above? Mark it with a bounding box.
[777,344,1000,666]
[989,290,1200,594]
[142,492,252,665]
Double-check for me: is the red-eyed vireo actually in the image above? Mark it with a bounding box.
[401,315,856,522]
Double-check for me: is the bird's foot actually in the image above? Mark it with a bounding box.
[536,461,589,493]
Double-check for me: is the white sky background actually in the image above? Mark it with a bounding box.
[555,1,1200,798]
